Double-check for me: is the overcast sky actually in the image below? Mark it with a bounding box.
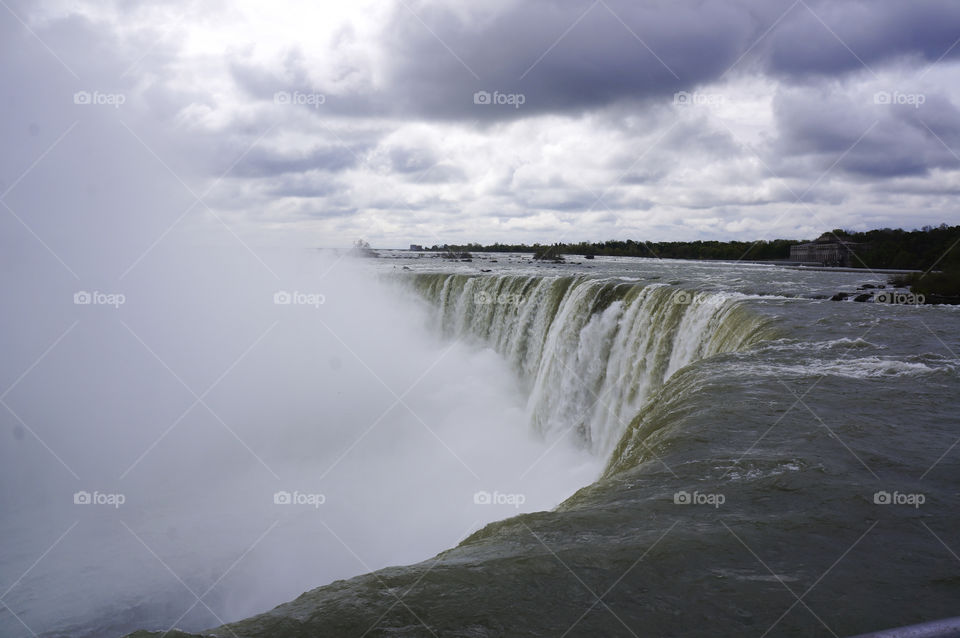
[2,0,959,251]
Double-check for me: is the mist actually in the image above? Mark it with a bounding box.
[0,239,600,637]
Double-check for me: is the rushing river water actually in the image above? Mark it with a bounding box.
[5,251,960,638]
[154,253,960,636]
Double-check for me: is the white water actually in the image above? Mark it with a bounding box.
[412,274,771,458]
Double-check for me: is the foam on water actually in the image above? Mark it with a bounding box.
[409,274,776,459]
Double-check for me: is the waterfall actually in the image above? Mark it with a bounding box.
[408,273,774,458]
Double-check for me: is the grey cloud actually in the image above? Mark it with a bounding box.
[299,205,359,219]
[772,85,960,179]
[376,0,757,120]
[518,194,601,213]
[765,1,960,78]
[233,146,360,177]
[227,0,757,121]
[265,0,960,123]
[388,146,438,173]
[264,174,344,198]
[414,163,466,183]
[376,146,466,182]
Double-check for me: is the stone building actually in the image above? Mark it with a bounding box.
[790,235,859,266]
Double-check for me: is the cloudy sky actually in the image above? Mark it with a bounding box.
[2,0,960,252]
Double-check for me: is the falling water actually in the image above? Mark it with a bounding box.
[409,273,775,458]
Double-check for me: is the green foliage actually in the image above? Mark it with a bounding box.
[845,224,960,270]
[427,224,960,272]
[889,255,960,301]
[532,244,565,261]
[908,270,960,298]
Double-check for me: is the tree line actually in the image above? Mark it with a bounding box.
[425,224,960,272]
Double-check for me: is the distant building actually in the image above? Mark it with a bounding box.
[409,244,424,251]
[790,234,859,266]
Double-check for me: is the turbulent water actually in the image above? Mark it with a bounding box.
[10,252,960,638]
[411,273,776,458]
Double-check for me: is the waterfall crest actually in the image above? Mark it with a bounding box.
[410,273,775,458]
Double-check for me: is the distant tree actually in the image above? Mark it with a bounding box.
[426,225,960,273]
